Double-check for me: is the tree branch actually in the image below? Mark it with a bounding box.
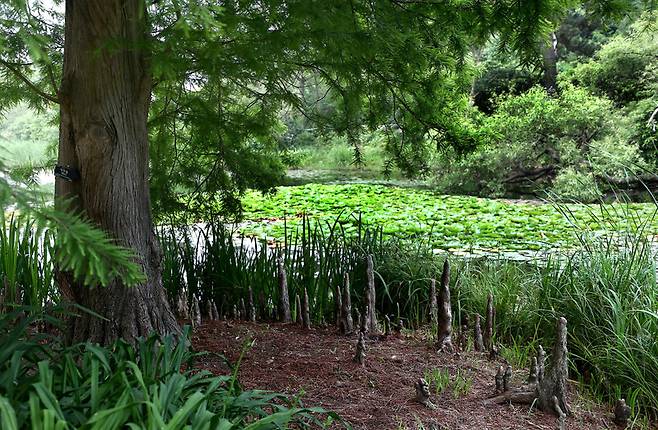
[648,105,658,131]
[0,59,59,104]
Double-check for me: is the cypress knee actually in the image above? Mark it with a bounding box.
[484,292,494,350]
[277,257,291,322]
[473,314,484,352]
[340,273,354,334]
[436,260,453,352]
[366,255,378,333]
[302,288,311,329]
[429,278,438,326]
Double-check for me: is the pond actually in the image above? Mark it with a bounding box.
[239,183,658,259]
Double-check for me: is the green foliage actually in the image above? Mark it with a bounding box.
[422,368,451,397]
[0,213,54,309]
[555,9,618,62]
[551,168,600,201]
[567,15,658,165]
[0,104,56,167]
[0,172,146,292]
[286,133,397,175]
[238,183,658,252]
[471,66,538,115]
[1,0,595,218]
[451,370,474,399]
[433,84,651,198]
[499,338,539,370]
[569,16,658,106]
[0,310,344,429]
[422,368,474,399]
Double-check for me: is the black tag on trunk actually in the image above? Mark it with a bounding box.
[54,165,81,182]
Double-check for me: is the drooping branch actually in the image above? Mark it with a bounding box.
[0,58,60,104]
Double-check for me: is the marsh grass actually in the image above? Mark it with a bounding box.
[0,213,55,311]
[159,203,658,417]
[158,214,386,323]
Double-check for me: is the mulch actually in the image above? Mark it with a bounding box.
[193,320,618,430]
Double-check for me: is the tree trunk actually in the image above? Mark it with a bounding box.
[56,0,179,344]
[541,32,558,94]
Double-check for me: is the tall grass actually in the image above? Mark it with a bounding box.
[455,210,658,417]
[158,214,387,323]
[0,213,55,311]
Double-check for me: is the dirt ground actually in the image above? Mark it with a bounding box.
[193,320,618,430]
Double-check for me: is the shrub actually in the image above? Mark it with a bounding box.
[567,15,658,165]
[588,135,649,178]
[432,83,654,199]
[551,167,601,201]
[568,16,658,107]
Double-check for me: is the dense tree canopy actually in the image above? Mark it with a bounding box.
[5,0,647,216]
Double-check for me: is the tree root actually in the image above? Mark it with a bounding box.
[486,317,570,421]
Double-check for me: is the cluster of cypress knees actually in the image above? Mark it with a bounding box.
[174,256,632,429]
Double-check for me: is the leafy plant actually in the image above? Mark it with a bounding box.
[422,368,473,399]
[422,368,451,397]
[452,370,474,399]
[0,308,345,429]
[238,183,658,253]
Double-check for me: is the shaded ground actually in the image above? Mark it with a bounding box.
[193,320,616,429]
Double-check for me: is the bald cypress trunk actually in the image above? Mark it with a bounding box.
[542,32,558,94]
[56,0,179,344]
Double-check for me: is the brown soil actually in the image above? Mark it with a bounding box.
[193,320,615,430]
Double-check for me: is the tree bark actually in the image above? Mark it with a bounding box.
[365,254,378,333]
[541,32,558,94]
[56,0,179,344]
[436,260,453,352]
[277,257,292,322]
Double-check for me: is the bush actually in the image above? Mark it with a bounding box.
[588,135,649,178]
[432,84,653,199]
[567,15,658,165]
[0,309,342,429]
[568,16,658,107]
[551,168,601,201]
